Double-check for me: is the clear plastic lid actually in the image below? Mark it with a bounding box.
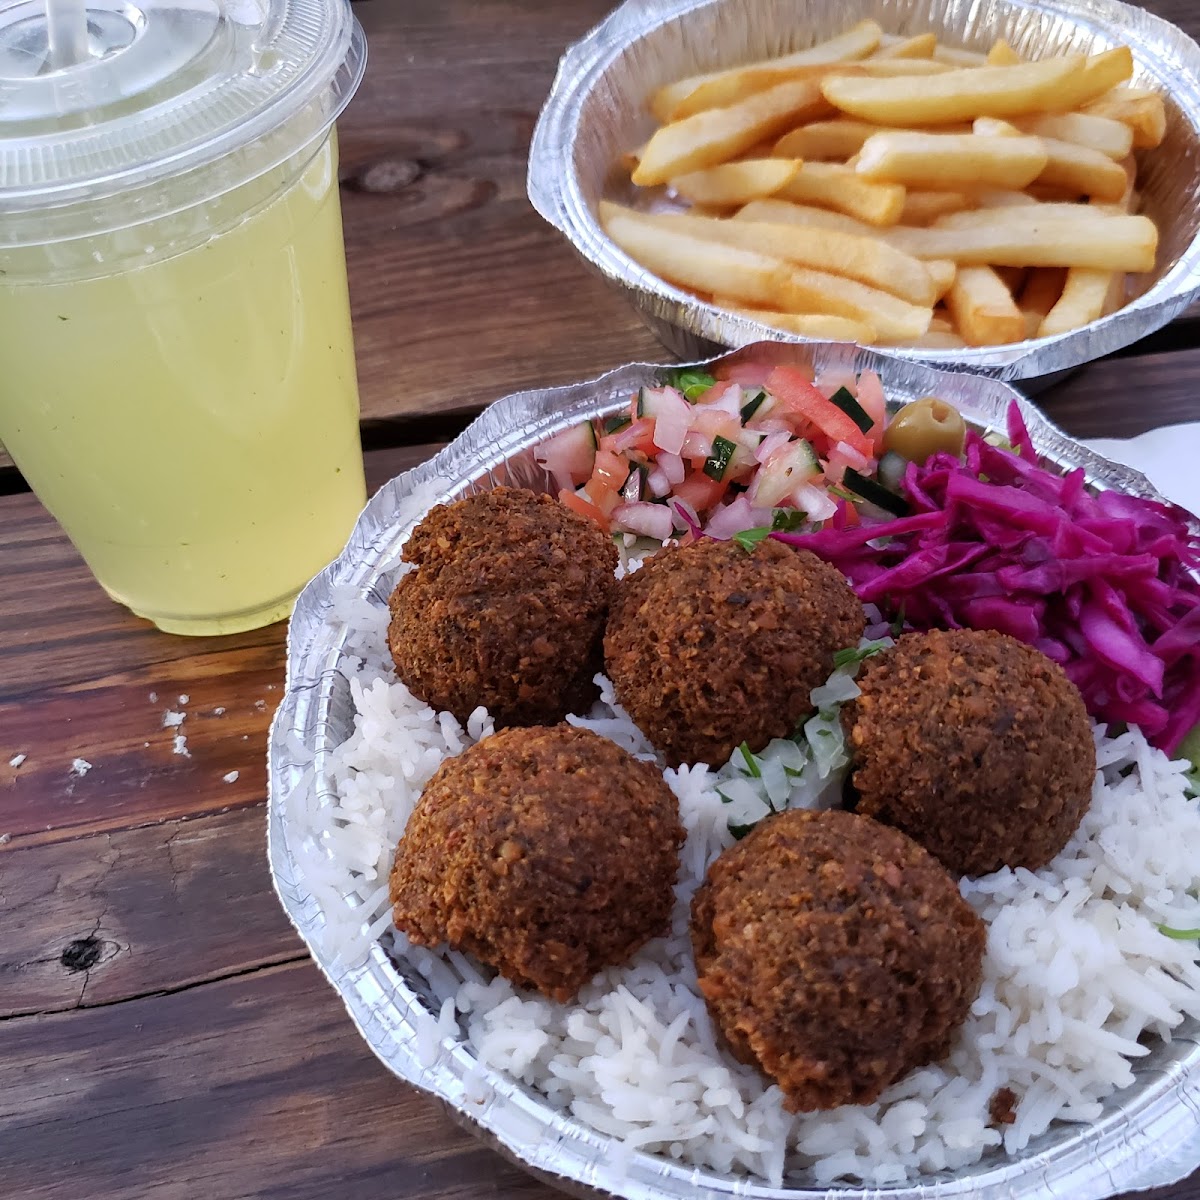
[0,0,366,212]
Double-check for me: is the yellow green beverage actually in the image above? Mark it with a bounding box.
[0,0,368,634]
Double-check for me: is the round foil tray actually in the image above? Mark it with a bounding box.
[526,0,1200,386]
[268,343,1200,1200]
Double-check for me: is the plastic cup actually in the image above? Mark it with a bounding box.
[0,0,369,635]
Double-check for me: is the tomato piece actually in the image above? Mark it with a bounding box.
[765,366,875,458]
[713,360,774,387]
[559,488,609,531]
[855,370,888,452]
[592,448,628,491]
[672,472,729,513]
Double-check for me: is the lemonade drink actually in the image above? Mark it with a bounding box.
[0,0,368,635]
[0,135,365,634]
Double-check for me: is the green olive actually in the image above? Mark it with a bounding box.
[883,397,967,463]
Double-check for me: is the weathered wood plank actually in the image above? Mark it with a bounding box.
[1039,348,1200,439]
[0,959,561,1200]
[0,806,300,1018]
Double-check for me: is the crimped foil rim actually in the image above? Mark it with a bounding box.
[527,0,1200,379]
[268,343,1200,1200]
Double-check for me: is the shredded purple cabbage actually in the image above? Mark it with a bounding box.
[778,403,1200,754]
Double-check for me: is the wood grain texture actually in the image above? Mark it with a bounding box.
[0,806,300,1018]
[0,959,560,1200]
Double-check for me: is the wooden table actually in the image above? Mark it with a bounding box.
[2,2,1198,1196]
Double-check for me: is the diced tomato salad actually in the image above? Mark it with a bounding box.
[534,365,893,542]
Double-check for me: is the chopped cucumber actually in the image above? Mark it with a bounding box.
[622,464,649,503]
[753,439,821,508]
[703,435,738,480]
[843,467,910,516]
[637,385,689,418]
[740,389,768,423]
[828,386,874,434]
[603,414,631,436]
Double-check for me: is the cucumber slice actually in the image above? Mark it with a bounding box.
[604,415,631,436]
[828,386,874,434]
[740,390,768,424]
[703,435,738,481]
[637,385,687,418]
[622,464,649,503]
[844,467,910,516]
[753,439,821,508]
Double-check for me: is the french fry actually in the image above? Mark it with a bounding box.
[775,118,892,160]
[776,162,906,225]
[1019,267,1067,337]
[1038,47,1134,112]
[925,259,958,299]
[973,189,1041,208]
[671,56,956,118]
[874,32,938,59]
[821,56,1079,125]
[1015,112,1133,159]
[712,299,878,342]
[987,39,1022,67]
[1035,136,1130,200]
[1083,91,1167,149]
[1037,168,1135,336]
[775,116,972,161]
[633,79,827,186]
[1020,267,1068,312]
[935,200,1118,228]
[901,191,973,225]
[736,197,875,235]
[946,265,1026,345]
[934,45,989,67]
[670,159,802,207]
[885,209,1158,272]
[652,20,883,122]
[856,130,1048,190]
[599,203,790,306]
[776,267,934,342]
[653,209,941,304]
[971,116,1021,137]
[910,330,969,349]
[1038,267,1122,336]
[624,23,1161,348]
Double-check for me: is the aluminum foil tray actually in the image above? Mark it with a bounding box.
[268,343,1200,1200]
[527,0,1200,383]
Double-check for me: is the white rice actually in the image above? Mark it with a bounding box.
[290,584,1200,1188]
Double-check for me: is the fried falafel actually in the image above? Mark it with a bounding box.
[389,723,684,1003]
[843,627,1096,877]
[388,487,618,728]
[604,537,865,768]
[691,808,985,1112]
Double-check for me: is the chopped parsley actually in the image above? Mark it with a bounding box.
[832,639,891,670]
[733,526,773,552]
[668,368,717,401]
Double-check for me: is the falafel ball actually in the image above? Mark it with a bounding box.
[843,627,1096,877]
[691,808,985,1112]
[389,723,684,1003]
[604,537,865,768]
[387,487,618,728]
